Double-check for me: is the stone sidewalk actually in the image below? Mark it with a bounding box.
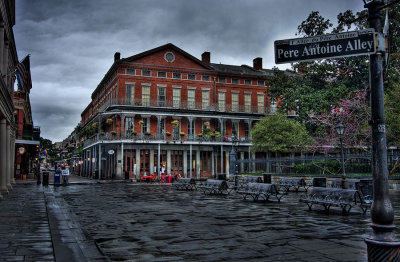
[0,177,109,262]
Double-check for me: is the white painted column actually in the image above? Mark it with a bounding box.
[167,150,171,175]
[150,149,154,174]
[183,150,187,178]
[240,151,245,173]
[135,149,140,179]
[196,150,200,179]
[211,150,215,178]
[189,144,192,178]
[6,124,11,190]
[225,151,230,179]
[98,144,102,179]
[0,119,8,194]
[120,142,124,178]
[157,143,161,178]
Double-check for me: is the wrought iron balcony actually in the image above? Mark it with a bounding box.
[83,131,252,148]
[97,98,269,115]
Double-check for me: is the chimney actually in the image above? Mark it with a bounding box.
[202,52,210,64]
[114,52,121,62]
[253,57,263,70]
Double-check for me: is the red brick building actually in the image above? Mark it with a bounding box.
[80,43,276,179]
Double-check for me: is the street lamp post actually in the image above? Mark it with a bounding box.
[230,134,238,188]
[335,120,347,189]
[363,0,400,259]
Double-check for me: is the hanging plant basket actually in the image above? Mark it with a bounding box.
[171,120,179,127]
[166,131,171,136]
[106,118,113,125]
[132,130,137,135]
[138,120,144,126]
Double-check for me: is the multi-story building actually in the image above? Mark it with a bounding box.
[80,43,275,180]
[0,0,18,198]
[14,89,40,179]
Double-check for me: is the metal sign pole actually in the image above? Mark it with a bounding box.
[364,0,400,260]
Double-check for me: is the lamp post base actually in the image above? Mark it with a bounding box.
[365,224,400,262]
[341,178,348,189]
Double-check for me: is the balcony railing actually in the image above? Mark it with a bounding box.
[97,98,269,115]
[83,132,252,148]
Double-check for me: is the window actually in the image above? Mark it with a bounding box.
[218,92,225,111]
[232,93,239,112]
[126,84,134,104]
[126,68,135,75]
[173,88,181,108]
[202,75,210,81]
[232,78,239,84]
[188,89,195,109]
[258,94,264,113]
[158,71,166,78]
[142,70,151,76]
[245,79,252,85]
[173,72,181,79]
[202,90,210,109]
[244,122,249,138]
[218,77,226,83]
[270,99,277,114]
[142,85,150,106]
[188,120,194,136]
[258,80,265,86]
[158,87,165,107]
[141,118,150,133]
[125,117,133,133]
[160,118,165,134]
[244,93,252,112]
[232,121,239,136]
[188,74,196,80]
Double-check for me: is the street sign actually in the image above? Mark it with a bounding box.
[274,29,376,64]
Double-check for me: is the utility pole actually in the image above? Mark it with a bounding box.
[364,0,400,260]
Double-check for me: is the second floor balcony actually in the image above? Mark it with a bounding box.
[96,98,269,115]
[83,131,251,148]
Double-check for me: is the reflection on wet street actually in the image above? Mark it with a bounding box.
[52,183,400,261]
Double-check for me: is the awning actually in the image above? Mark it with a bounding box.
[15,139,40,145]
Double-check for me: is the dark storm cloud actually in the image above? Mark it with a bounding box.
[14,0,364,142]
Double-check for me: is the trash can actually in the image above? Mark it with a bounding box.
[263,173,272,184]
[312,177,327,187]
[42,171,49,186]
[54,172,61,185]
[217,173,226,180]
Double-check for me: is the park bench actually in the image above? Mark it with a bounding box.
[330,179,359,189]
[278,177,309,192]
[241,176,263,184]
[197,179,231,195]
[237,182,284,202]
[299,187,370,215]
[173,178,196,191]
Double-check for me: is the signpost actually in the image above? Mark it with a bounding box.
[274,29,375,64]
[274,6,399,259]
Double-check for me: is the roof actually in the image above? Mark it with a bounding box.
[211,63,267,77]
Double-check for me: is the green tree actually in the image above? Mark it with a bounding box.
[251,114,314,153]
[385,83,400,146]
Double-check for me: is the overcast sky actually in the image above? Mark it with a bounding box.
[14,0,365,143]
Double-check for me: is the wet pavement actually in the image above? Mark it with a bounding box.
[1,178,400,261]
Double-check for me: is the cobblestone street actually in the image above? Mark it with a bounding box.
[1,180,400,261]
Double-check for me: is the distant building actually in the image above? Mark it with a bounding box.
[79,43,277,180]
[0,0,18,198]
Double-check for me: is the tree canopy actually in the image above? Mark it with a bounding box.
[251,114,313,152]
[266,5,400,148]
